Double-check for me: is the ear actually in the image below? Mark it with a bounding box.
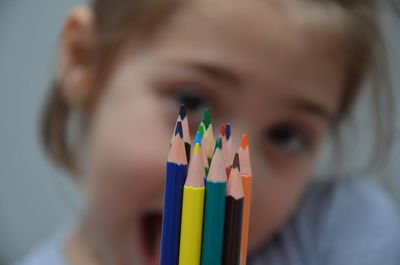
[58,5,95,106]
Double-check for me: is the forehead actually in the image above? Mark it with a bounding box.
[133,0,345,114]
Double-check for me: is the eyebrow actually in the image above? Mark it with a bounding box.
[169,60,333,121]
[289,99,334,122]
[177,61,242,88]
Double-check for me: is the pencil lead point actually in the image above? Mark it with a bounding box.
[241,134,248,149]
[193,143,201,155]
[225,123,231,140]
[194,131,202,146]
[214,136,223,151]
[179,104,186,120]
[175,121,183,138]
[197,123,205,138]
[219,124,226,137]
[233,153,240,171]
[202,108,211,129]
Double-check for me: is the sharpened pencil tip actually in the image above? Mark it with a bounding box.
[219,124,226,137]
[215,136,223,151]
[202,108,211,129]
[193,143,201,155]
[226,123,231,140]
[175,121,183,138]
[194,131,202,146]
[233,153,240,171]
[241,134,248,149]
[197,123,205,138]
[179,104,186,120]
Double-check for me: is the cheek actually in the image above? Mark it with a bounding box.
[81,84,171,220]
[248,154,314,251]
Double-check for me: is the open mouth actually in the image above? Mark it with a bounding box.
[140,212,163,265]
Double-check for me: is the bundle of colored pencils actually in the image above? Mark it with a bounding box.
[160,105,253,265]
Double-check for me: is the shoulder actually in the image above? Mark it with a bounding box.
[304,177,399,220]
[307,177,400,264]
[307,177,399,232]
[15,231,66,265]
[249,177,400,265]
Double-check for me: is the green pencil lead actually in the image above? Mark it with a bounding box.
[214,136,223,152]
[197,123,205,138]
[207,157,212,168]
[202,108,211,130]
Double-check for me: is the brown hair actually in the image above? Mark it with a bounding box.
[41,0,393,174]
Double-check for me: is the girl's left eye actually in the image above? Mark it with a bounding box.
[265,123,310,154]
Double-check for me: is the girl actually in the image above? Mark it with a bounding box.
[18,0,400,264]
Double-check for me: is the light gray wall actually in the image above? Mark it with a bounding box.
[0,1,399,265]
[381,5,400,206]
[0,1,81,264]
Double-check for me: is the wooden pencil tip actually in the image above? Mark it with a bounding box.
[233,153,240,171]
[241,134,248,149]
[175,121,183,138]
[225,123,231,140]
[179,104,187,120]
[202,108,211,129]
[169,121,188,164]
[219,124,226,137]
[207,144,227,182]
[227,158,244,198]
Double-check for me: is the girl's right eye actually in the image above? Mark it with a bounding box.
[175,90,209,114]
[171,88,212,130]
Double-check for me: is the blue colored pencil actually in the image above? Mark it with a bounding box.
[160,121,188,265]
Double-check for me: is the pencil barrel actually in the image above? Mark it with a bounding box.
[179,186,205,265]
[240,175,252,265]
[201,180,227,265]
[222,196,244,265]
[160,162,188,265]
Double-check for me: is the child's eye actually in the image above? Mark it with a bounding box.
[175,90,208,113]
[173,89,213,125]
[265,123,310,154]
[170,88,214,132]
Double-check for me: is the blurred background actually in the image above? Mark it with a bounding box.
[0,1,399,265]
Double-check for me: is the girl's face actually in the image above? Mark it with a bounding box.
[65,0,344,263]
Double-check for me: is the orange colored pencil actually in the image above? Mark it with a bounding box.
[238,134,252,265]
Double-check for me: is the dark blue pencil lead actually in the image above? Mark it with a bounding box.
[175,121,183,138]
[226,123,232,140]
[179,104,187,120]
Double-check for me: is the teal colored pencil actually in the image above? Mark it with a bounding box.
[201,138,227,265]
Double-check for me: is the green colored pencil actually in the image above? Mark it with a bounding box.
[201,137,227,265]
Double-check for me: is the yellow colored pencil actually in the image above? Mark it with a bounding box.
[179,133,205,265]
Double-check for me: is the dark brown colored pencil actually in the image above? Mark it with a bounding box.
[222,154,244,265]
